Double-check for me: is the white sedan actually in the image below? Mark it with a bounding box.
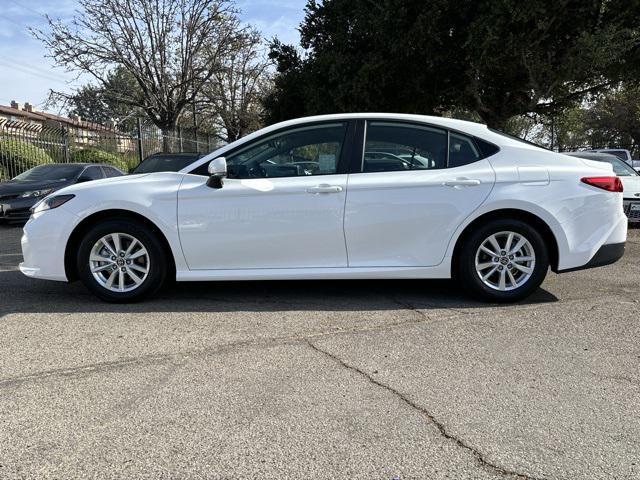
[20,114,628,303]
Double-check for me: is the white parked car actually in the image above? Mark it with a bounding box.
[564,151,640,223]
[589,148,640,172]
[20,114,628,303]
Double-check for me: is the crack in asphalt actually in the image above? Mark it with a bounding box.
[306,339,547,480]
[388,294,473,318]
[0,312,447,389]
[1,295,633,390]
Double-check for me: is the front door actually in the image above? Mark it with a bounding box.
[178,122,352,270]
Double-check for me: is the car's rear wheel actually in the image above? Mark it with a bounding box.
[76,220,167,302]
[456,219,549,302]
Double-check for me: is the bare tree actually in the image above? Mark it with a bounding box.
[200,29,272,142]
[34,0,243,147]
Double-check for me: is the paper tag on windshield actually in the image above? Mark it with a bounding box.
[318,154,335,172]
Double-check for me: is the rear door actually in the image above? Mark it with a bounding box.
[344,120,496,267]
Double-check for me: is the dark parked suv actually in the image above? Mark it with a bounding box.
[130,152,204,174]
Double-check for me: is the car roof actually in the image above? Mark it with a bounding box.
[146,152,202,158]
[35,162,118,167]
[35,163,87,167]
[259,113,492,137]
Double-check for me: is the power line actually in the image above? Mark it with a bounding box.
[0,59,71,85]
[6,0,45,17]
[0,55,71,83]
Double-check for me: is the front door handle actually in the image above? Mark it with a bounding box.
[443,178,481,187]
[306,184,343,194]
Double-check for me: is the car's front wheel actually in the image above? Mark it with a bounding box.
[456,219,549,302]
[76,220,168,302]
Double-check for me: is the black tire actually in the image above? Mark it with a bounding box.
[76,219,168,302]
[455,218,549,303]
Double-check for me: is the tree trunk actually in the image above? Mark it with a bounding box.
[161,126,175,153]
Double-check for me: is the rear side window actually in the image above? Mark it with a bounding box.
[363,122,448,172]
[449,132,482,167]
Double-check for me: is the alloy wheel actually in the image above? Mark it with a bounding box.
[89,232,150,293]
[474,231,536,291]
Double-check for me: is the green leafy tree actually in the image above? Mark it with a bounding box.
[0,137,54,180]
[264,0,640,130]
[51,67,143,130]
[584,84,640,155]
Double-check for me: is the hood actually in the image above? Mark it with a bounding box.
[0,178,73,196]
[621,175,640,199]
[54,173,153,195]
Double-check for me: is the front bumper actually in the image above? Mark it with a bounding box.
[623,199,640,223]
[19,206,79,282]
[0,197,39,222]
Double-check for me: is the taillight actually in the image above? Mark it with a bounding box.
[581,176,623,193]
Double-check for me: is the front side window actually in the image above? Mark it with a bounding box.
[363,122,448,172]
[225,123,347,179]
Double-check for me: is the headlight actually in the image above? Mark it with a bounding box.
[20,188,54,198]
[31,194,75,214]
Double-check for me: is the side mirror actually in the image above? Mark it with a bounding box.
[76,175,92,183]
[207,157,227,189]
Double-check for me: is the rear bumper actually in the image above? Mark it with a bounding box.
[558,242,625,273]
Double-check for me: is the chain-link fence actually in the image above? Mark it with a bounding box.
[0,118,222,181]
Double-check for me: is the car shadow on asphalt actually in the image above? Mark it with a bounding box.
[0,268,559,317]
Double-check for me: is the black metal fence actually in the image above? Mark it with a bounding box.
[0,118,222,181]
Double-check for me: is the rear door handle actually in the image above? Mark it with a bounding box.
[443,178,481,187]
[306,185,343,194]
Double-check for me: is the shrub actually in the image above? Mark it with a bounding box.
[69,148,134,171]
[0,136,54,179]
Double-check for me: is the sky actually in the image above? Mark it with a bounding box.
[0,0,306,110]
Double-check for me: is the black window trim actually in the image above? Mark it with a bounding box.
[189,119,357,178]
[353,118,500,174]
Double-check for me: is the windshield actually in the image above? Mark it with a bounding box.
[597,150,628,161]
[13,164,83,182]
[133,154,200,173]
[597,156,640,176]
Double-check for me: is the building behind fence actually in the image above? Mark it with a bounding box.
[0,102,222,181]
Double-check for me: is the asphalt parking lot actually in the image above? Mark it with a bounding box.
[0,224,639,480]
